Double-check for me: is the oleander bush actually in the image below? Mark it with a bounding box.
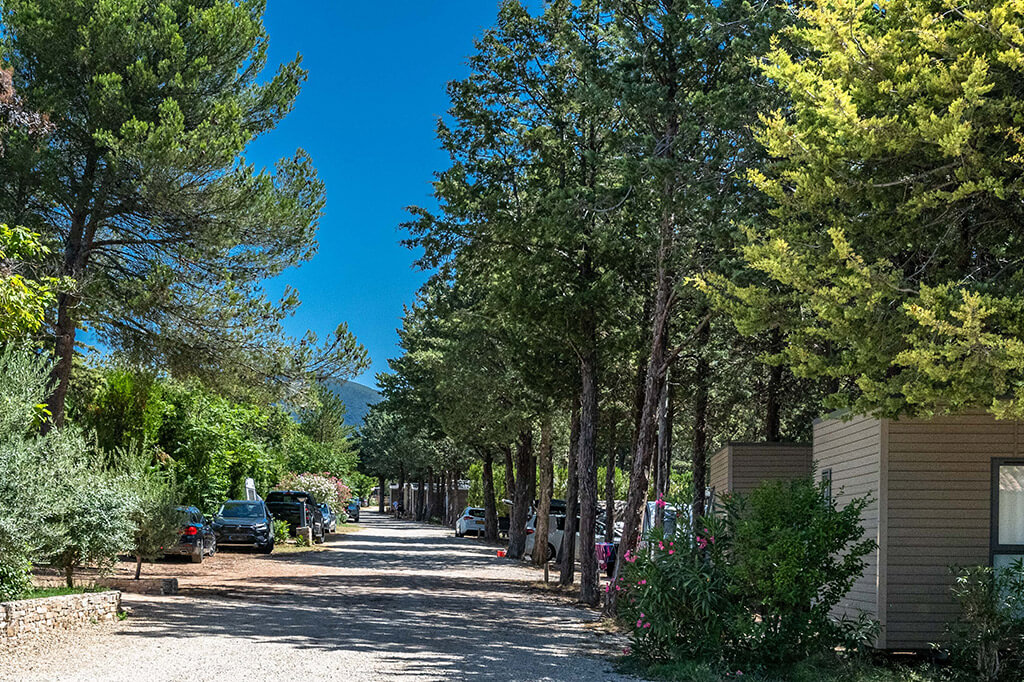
[620,479,875,672]
[276,471,352,511]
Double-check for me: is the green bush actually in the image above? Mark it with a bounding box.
[621,478,876,671]
[39,471,135,587]
[945,560,1024,682]
[272,519,290,544]
[721,480,877,665]
[0,550,32,602]
[125,463,181,580]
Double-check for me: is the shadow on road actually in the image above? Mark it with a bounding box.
[117,512,619,681]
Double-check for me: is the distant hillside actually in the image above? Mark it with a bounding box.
[326,379,382,428]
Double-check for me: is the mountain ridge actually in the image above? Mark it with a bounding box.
[325,379,382,427]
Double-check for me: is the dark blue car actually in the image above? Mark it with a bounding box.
[164,506,216,563]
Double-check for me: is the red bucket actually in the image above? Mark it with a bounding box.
[496,549,506,558]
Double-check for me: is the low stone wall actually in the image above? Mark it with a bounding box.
[0,591,121,639]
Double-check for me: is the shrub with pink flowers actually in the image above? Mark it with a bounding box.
[276,472,352,517]
[620,479,875,672]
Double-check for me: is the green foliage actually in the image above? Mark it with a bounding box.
[345,471,376,502]
[619,520,733,663]
[271,519,289,545]
[0,224,59,340]
[123,459,180,576]
[706,0,1024,419]
[0,348,99,597]
[621,479,875,670]
[0,0,367,421]
[39,468,135,587]
[0,549,32,602]
[945,561,1024,681]
[720,481,878,665]
[78,369,166,458]
[157,380,285,515]
[636,654,949,682]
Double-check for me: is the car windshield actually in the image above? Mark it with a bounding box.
[219,502,263,518]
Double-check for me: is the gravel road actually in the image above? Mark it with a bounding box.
[0,511,633,681]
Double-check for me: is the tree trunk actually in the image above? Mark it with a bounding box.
[502,445,515,506]
[46,295,79,432]
[655,375,674,528]
[416,475,426,521]
[578,350,601,605]
[606,209,676,613]
[378,476,386,513]
[135,554,143,580]
[64,563,74,588]
[397,465,406,517]
[482,451,498,541]
[446,471,454,526]
[765,330,783,442]
[506,429,534,559]
[605,415,617,542]
[692,317,711,522]
[560,399,581,586]
[533,416,554,565]
[435,471,445,521]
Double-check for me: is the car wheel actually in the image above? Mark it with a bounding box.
[455,529,463,538]
[260,540,274,554]
[208,537,217,556]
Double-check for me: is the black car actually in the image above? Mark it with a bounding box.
[265,490,325,543]
[165,506,216,563]
[212,500,275,553]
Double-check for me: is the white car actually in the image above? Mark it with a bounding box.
[455,507,487,537]
[525,513,615,563]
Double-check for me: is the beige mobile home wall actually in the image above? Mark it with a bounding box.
[884,414,1021,649]
[812,415,886,644]
[709,446,731,494]
[709,443,813,497]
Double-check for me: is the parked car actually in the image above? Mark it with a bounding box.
[165,506,216,563]
[455,507,486,537]
[346,499,360,523]
[212,500,275,553]
[264,490,325,543]
[524,513,615,563]
[319,503,337,533]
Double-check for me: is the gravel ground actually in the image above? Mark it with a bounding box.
[0,511,633,681]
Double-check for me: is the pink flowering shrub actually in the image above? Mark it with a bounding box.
[620,479,875,671]
[277,472,352,516]
[619,516,731,663]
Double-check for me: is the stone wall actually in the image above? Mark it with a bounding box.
[0,591,121,639]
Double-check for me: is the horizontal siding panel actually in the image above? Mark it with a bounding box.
[815,416,881,629]
[884,414,1013,650]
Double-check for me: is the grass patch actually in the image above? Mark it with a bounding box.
[623,656,951,682]
[20,585,109,600]
[332,523,362,534]
[272,542,326,555]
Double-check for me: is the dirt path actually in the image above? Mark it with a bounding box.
[0,511,632,681]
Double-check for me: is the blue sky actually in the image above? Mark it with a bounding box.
[246,1,512,388]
